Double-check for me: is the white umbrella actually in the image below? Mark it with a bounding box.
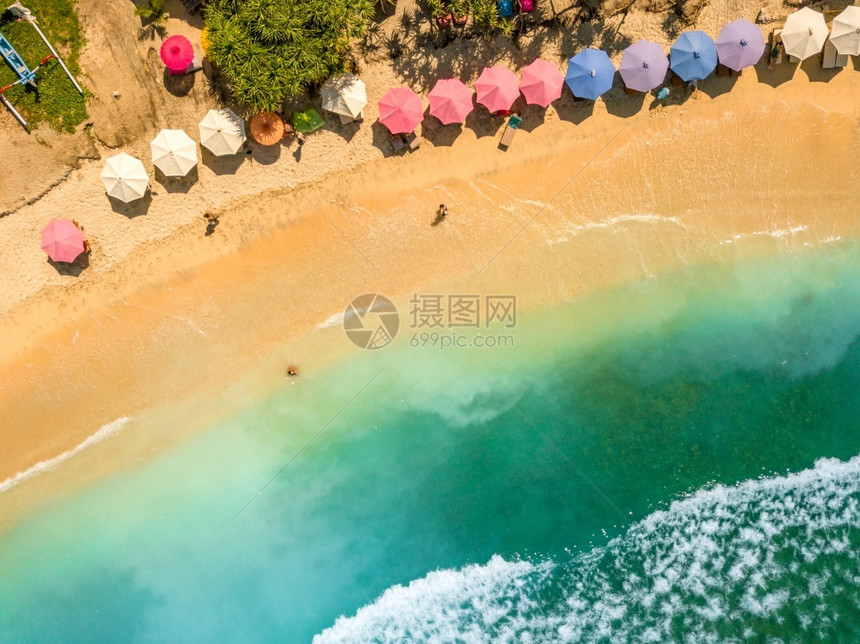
[101,153,149,203]
[321,73,367,121]
[830,6,860,56]
[198,108,247,156]
[150,129,198,177]
[781,7,828,60]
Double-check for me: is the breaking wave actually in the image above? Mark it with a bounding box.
[316,454,860,643]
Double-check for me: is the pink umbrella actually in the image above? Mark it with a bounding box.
[160,35,194,73]
[519,59,564,107]
[41,219,85,263]
[475,66,520,113]
[378,87,423,134]
[428,78,473,125]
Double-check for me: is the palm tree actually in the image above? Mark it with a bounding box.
[204,0,373,112]
[135,0,169,24]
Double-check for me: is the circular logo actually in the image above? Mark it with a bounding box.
[343,294,400,350]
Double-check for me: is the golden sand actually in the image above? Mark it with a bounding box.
[0,66,858,531]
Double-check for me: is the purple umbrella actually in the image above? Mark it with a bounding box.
[619,40,669,92]
[716,19,766,71]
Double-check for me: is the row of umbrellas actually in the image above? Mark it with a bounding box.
[100,108,247,203]
[372,8,858,134]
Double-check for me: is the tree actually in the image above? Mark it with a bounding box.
[135,0,168,24]
[204,0,374,112]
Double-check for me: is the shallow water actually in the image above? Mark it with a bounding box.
[1,242,858,643]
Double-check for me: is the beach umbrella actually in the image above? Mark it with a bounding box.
[160,35,194,73]
[150,129,198,177]
[670,31,718,82]
[41,219,85,263]
[474,66,520,113]
[199,108,246,156]
[565,49,615,100]
[619,40,669,92]
[428,78,473,124]
[378,87,423,134]
[830,6,860,56]
[321,73,367,120]
[250,111,285,145]
[101,153,149,203]
[716,19,766,71]
[781,8,827,60]
[519,59,564,107]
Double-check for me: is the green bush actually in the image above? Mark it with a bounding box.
[204,0,373,111]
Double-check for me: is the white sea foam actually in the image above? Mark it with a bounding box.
[550,214,686,244]
[315,454,860,643]
[316,311,346,330]
[0,417,131,494]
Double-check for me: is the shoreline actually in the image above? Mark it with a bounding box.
[0,67,858,532]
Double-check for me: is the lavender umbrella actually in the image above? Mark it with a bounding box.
[619,40,669,92]
[716,19,766,71]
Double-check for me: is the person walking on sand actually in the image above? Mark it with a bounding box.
[439,204,448,218]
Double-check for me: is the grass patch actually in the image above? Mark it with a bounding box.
[0,0,88,132]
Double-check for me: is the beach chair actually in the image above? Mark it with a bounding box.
[184,54,203,74]
[391,133,406,151]
[406,132,421,151]
[770,30,785,65]
[499,114,523,150]
[821,38,848,69]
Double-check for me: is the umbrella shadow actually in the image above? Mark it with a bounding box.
[331,118,362,143]
[800,56,842,82]
[201,147,245,176]
[517,104,547,133]
[698,73,739,99]
[464,108,505,140]
[248,142,281,165]
[555,92,595,125]
[604,86,646,118]
[163,68,196,97]
[371,120,402,157]
[757,60,797,88]
[108,192,153,218]
[48,252,89,276]
[154,166,198,193]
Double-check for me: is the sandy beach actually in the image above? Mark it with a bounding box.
[0,0,859,529]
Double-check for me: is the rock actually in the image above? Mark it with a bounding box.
[756,7,775,23]
[676,0,709,23]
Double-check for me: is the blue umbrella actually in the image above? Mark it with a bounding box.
[565,48,615,100]
[670,31,718,82]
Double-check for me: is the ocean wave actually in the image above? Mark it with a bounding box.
[315,454,860,643]
[0,417,131,494]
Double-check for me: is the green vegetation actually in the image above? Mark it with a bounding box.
[424,0,501,30]
[0,0,88,132]
[204,0,374,112]
[134,0,168,24]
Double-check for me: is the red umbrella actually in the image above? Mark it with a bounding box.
[41,219,85,263]
[378,87,423,134]
[428,78,473,125]
[160,35,194,73]
[519,59,564,107]
[474,66,520,113]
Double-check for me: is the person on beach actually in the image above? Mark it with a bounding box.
[439,204,448,218]
[204,212,220,236]
[768,41,783,70]
[286,365,298,377]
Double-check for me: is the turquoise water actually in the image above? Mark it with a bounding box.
[1,242,859,642]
